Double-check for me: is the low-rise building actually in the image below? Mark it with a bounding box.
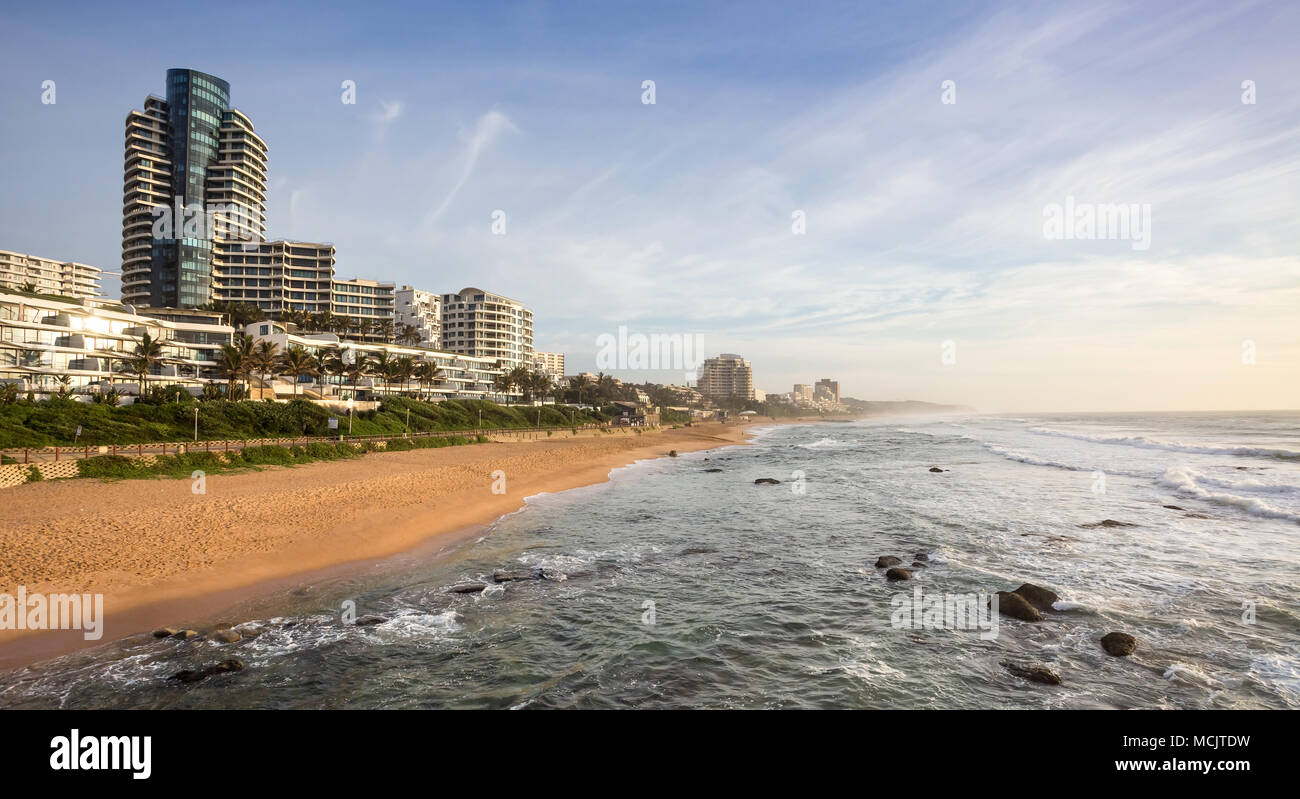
[395,286,441,346]
[0,249,104,299]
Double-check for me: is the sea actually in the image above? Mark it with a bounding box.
[1,411,1297,709]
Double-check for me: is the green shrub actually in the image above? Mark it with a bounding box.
[77,455,142,480]
[26,465,43,482]
[237,445,295,465]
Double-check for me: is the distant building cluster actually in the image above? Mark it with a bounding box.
[776,377,843,410]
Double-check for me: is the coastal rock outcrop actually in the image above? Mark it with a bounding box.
[1100,631,1138,657]
[169,658,245,684]
[911,561,927,568]
[210,629,242,643]
[152,627,179,638]
[1079,519,1138,529]
[914,553,930,562]
[995,592,1044,622]
[668,450,679,457]
[448,582,488,594]
[493,568,540,583]
[754,477,781,485]
[703,468,723,473]
[354,615,387,626]
[875,556,903,568]
[885,567,913,581]
[1012,583,1061,613]
[172,629,200,640]
[1001,661,1062,685]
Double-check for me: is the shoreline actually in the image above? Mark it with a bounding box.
[0,420,821,671]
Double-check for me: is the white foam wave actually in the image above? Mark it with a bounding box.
[1160,468,1300,523]
[1029,427,1300,461]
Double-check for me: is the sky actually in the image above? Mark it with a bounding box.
[0,0,1297,412]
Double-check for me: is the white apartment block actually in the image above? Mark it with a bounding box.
[0,250,104,299]
[213,239,334,315]
[697,354,755,401]
[0,288,233,395]
[440,287,534,369]
[533,351,564,378]
[395,286,441,346]
[332,277,395,339]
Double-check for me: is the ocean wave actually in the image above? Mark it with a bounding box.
[983,444,1092,472]
[1029,427,1300,461]
[1160,468,1300,523]
[798,437,853,449]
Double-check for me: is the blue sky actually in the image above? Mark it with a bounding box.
[1,0,1297,411]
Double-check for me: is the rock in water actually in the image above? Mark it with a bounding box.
[703,468,723,473]
[210,629,241,643]
[1079,519,1139,528]
[754,477,781,485]
[875,556,903,568]
[539,568,568,582]
[995,592,1044,622]
[1163,505,1184,511]
[885,568,913,581]
[1001,661,1062,685]
[170,669,206,683]
[668,450,679,457]
[152,627,179,638]
[354,615,387,626]
[172,629,200,640]
[1100,631,1138,656]
[448,582,488,594]
[911,561,927,568]
[913,553,930,562]
[1012,583,1061,612]
[928,467,945,473]
[493,569,540,583]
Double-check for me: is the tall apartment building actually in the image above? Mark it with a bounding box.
[213,240,334,315]
[533,351,565,378]
[395,286,440,346]
[793,383,813,404]
[0,250,104,299]
[697,354,755,402]
[122,69,269,309]
[332,278,395,339]
[440,287,534,369]
[815,378,840,404]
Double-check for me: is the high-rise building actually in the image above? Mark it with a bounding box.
[122,69,268,309]
[395,286,441,346]
[697,354,755,401]
[534,351,565,379]
[439,287,534,369]
[815,378,840,404]
[333,278,395,340]
[0,250,104,299]
[212,240,334,315]
[793,383,813,404]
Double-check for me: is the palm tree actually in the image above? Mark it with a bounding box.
[369,351,393,395]
[371,319,396,344]
[492,372,513,404]
[318,346,345,395]
[278,345,318,398]
[412,361,436,400]
[336,315,354,340]
[343,353,369,399]
[128,331,167,395]
[569,374,592,405]
[393,356,416,396]
[216,344,246,399]
[250,340,278,397]
[398,324,422,346]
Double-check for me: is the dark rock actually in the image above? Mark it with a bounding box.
[172,629,200,640]
[875,556,903,568]
[885,568,913,581]
[668,450,679,457]
[911,561,927,568]
[1162,505,1184,511]
[913,553,930,562]
[928,467,945,473]
[1001,661,1062,685]
[754,477,781,485]
[209,658,244,673]
[1100,631,1137,657]
[680,547,718,556]
[703,468,723,473]
[170,669,207,683]
[170,658,244,684]
[1079,519,1139,528]
[1012,583,1061,613]
[354,615,387,626]
[539,568,568,582]
[493,568,541,583]
[210,629,242,643]
[448,582,488,594]
[995,592,1044,622]
[152,627,179,638]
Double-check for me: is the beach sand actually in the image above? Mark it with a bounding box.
[0,422,756,669]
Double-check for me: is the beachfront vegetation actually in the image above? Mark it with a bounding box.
[0,395,609,448]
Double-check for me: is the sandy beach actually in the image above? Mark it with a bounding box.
[0,422,757,669]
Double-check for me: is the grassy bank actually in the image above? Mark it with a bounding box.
[0,396,608,449]
[71,435,491,482]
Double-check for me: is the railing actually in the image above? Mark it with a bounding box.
[0,422,653,465]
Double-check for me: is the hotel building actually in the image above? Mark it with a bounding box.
[0,250,104,299]
[122,69,269,309]
[440,287,534,369]
[0,287,233,394]
[395,285,441,346]
[697,354,755,402]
